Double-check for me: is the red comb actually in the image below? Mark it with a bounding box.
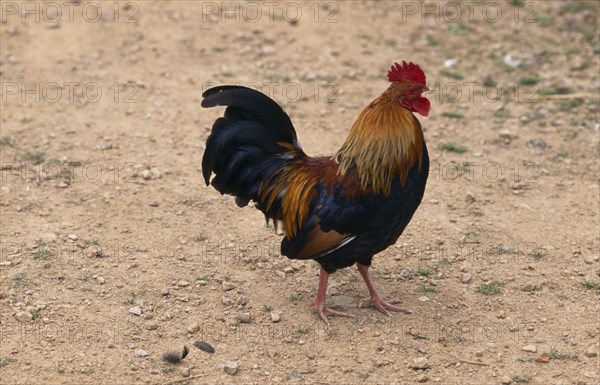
[387,61,426,86]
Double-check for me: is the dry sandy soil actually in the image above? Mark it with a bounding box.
[1,1,599,384]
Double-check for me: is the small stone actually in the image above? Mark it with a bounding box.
[68,234,78,241]
[535,353,550,363]
[399,269,414,280]
[460,273,472,284]
[178,281,190,287]
[500,376,512,384]
[583,255,594,264]
[181,367,190,377]
[584,347,598,358]
[150,168,161,179]
[522,344,537,353]
[148,201,159,207]
[129,306,142,316]
[222,295,233,306]
[15,311,33,322]
[134,349,149,357]
[145,322,159,330]
[409,357,430,370]
[141,169,152,180]
[583,370,599,379]
[222,281,235,291]
[96,276,105,284]
[475,350,483,357]
[236,295,247,306]
[270,312,281,323]
[40,232,57,242]
[332,295,355,308]
[187,324,199,334]
[417,296,430,302]
[161,288,170,296]
[237,312,251,323]
[283,267,295,274]
[416,373,429,382]
[497,310,506,319]
[223,361,238,375]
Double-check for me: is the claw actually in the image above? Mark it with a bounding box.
[357,263,412,317]
[360,297,412,316]
[313,303,355,326]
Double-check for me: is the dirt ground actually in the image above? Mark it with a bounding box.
[1,1,599,384]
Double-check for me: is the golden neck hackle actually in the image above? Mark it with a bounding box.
[335,83,424,195]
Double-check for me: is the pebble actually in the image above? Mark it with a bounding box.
[178,281,190,287]
[223,361,238,375]
[283,267,295,274]
[134,349,149,357]
[497,310,506,319]
[129,306,142,316]
[460,273,472,284]
[222,295,233,306]
[270,311,281,323]
[500,376,512,384]
[521,284,538,292]
[161,288,170,296]
[40,232,57,242]
[145,322,159,330]
[583,255,594,264]
[584,347,598,357]
[187,324,199,334]
[222,281,235,291]
[237,312,251,323]
[332,295,355,308]
[417,296,430,302]
[181,367,190,377]
[583,370,599,379]
[236,295,247,306]
[68,234,78,241]
[522,344,537,353]
[535,353,550,363]
[141,170,152,180]
[96,276,105,284]
[409,357,430,370]
[15,311,33,322]
[416,373,429,382]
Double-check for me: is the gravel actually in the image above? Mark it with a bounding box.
[128,306,142,316]
[223,361,238,375]
[409,357,430,370]
[134,349,149,357]
[521,344,537,353]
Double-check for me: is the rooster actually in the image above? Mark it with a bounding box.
[202,61,430,325]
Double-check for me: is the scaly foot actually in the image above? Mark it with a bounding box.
[360,296,412,316]
[313,301,355,326]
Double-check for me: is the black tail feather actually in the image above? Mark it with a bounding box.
[201,86,303,205]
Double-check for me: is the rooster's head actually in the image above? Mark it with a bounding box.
[387,61,430,117]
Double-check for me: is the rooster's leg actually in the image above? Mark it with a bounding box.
[312,268,355,326]
[357,263,412,316]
